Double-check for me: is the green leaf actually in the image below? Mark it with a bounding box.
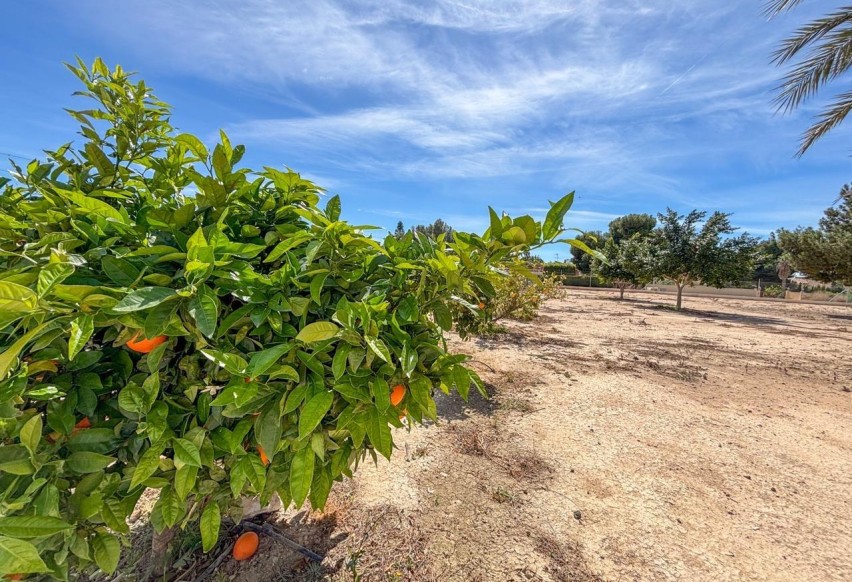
[289,445,314,508]
[172,438,202,469]
[245,344,293,379]
[256,406,282,460]
[175,465,198,501]
[0,536,50,574]
[396,296,419,323]
[365,336,391,364]
[264,232,312,263]
[68,314,94,361]
[113,287,177,312]
[295,321,339,344]
[309,465,333,509]
[488,207,503,238]
[557,238,607,263]
[371,378,390,413]
[177,133,209,160]
[0,516,73,538]
[432,301,452,331]
[19,414,42,455]
[92,532,120,574]
[0,281,37,325]
[158,486,183,528]
[332,344,351,380]
[365,407,393,460]
[325,194,341,221]
[298,391,333,440]
[310,273,328,305]
[188,286,218,337]
[67,429,119,455]
[66,451,115,474]
[543,191,575,240]
[101,256,140,287]
[199,349,247,375]
[37,263,74,297]
[64,191,127,225]
[200,503,221,553]
[130,446,162,490]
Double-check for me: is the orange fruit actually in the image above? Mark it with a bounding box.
[75,417,91,430]
[126,334,167,354]
[390,384,406,407]
[478,302,485,309]
[232,531,259,561]
[257,446,270,466]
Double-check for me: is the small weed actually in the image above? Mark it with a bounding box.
[499,398,535,413]
[491,486,518,504]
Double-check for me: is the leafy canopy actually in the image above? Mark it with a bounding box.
[0,58,587,579]
[778,185,852,284]
[639,209,757,289]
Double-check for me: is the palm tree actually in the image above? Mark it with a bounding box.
[767,1,852,156]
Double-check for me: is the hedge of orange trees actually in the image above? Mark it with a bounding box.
[0,59,591,579]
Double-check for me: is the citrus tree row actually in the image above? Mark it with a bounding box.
[0,58,591,579]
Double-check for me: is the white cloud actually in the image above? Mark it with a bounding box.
[70,0,845,223]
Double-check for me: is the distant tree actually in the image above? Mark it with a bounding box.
[593,237,648,299]
[751,234,784,283]
[778,186,852,285]
[608,213,656,244]
[393,220,406,239]
[777,186,852,284]
[640,209,758,310]
[414,218,454,242]
[570,230,606,274]
[767,1,852,155]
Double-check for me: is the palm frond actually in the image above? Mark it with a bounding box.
[764,0,808,18]
[797,89,852,156]
[771,9,852,64]
[774,27,852,112]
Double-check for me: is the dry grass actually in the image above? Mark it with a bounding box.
[534,531,603,582]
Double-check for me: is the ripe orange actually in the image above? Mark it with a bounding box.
[74,417,91,430]
[232,531,259,561]
[390,384,406,407]
[257,446,270,466]
[478,302,485,309]
[126,334,167,353]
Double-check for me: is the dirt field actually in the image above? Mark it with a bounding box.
[196,290,852,581]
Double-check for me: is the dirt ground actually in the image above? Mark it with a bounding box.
[187,290,852,581]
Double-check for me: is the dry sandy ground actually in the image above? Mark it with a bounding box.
[190,290,852,581]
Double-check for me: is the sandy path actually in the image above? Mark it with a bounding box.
[323,290,851,581]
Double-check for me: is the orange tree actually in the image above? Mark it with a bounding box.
[0,59,589,579]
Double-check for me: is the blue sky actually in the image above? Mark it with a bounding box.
[1,1,848,260]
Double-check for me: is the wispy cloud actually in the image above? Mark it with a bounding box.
[60,0,845,237]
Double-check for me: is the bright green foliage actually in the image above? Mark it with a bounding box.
[778,185,852,285]
[0,59,584,579]
[638,209,757,310]
[607,213,656,245]
[569,230,606,274]
[592,237,648,299]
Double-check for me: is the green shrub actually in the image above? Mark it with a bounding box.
[0,59,586,579]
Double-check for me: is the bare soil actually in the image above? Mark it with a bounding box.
[169,291,852,581]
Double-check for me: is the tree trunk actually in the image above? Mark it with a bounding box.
[619,285,625,300]
[676,283,684,310]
